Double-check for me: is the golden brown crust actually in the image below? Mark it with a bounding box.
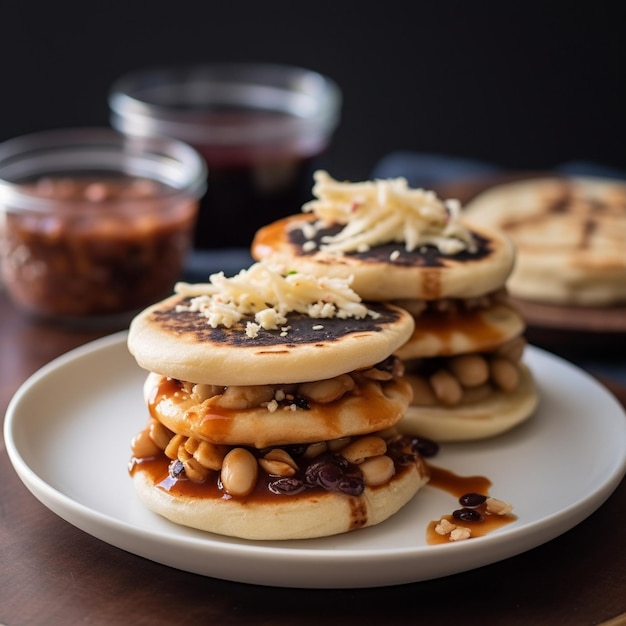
[128,295,415,385]
[251,214,516,301]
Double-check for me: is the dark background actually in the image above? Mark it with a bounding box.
[1,2,625,181]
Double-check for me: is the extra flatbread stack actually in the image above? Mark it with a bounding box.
[463,176,626,307]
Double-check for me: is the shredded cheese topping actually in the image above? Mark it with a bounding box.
[174,260,378,332]
[296,170,476,255]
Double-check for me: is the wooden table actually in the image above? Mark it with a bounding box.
[1,290,625,626]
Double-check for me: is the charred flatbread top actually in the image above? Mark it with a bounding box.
[127,261,415,385]
[251,171,515,300]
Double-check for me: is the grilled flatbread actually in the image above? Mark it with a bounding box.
[464,176,626,306]
[251,215,515,301]
[128,294,415,386]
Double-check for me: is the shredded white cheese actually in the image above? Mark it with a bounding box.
[174,260,379,331]
[296,170,476,255]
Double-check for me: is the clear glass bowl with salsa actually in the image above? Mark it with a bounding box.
[0,128,206,328]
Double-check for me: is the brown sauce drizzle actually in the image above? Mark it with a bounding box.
[129,439,419,506]
[425,463,517,545]
[148,376,404,446]
[406,308,508,354]
[427,464,492,497]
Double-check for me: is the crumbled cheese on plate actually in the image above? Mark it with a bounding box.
[295,170,476,255]
[175,260,379,332]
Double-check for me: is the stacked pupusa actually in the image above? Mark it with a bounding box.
[127,260,429,540]
[252,171,539,442]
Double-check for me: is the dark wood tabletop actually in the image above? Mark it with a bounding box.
[2,172,626,625]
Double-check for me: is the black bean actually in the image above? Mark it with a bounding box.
[303,454,364,495]
[453,508,483,522]
[331,454,349,470]
[268,477,307,495]
[337,474,365,496]
[374,355,396,373]
[317,463,344,490]
[294,395,310,410]
[459,493,487,507]
[304,457,342,488]
[396,453,418,466]
[283,444,307,458]
[410,436,439,458]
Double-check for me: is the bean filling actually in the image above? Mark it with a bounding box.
[131,424,432,499]
[404,335,527,407]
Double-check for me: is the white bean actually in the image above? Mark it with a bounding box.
[258,458,296,477]
[304,441,328,458]
[495,336,526,362]
[298,374,355,403]
[192,383,224,402]
[148,419,173,450]
[193,440,229,470]
[430,369,463,406]
[359,455,395,486]
[164,433,186,460]
[182,457,210,483]
[214,385,275,409]
[340,436,387,464]
[263,448,298,470]
[131,428,161,459]
[220,448,258,497]
[448,354,489,387]
[489,358,520,392]
[407,375,439,406]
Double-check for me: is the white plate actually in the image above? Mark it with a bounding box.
[4,333,626,588]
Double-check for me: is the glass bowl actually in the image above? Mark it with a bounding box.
[0,128,207,328]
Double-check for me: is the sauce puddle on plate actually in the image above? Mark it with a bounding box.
[425,463,517,545]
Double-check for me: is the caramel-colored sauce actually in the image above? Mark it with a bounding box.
[426,511,516,545]
[149,377,407,446]
[407,308,508,355]
[427,464,492,498]
[129,440,417,507]
[425,463,517,545]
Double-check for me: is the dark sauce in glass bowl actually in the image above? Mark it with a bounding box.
[1,175,198,327]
